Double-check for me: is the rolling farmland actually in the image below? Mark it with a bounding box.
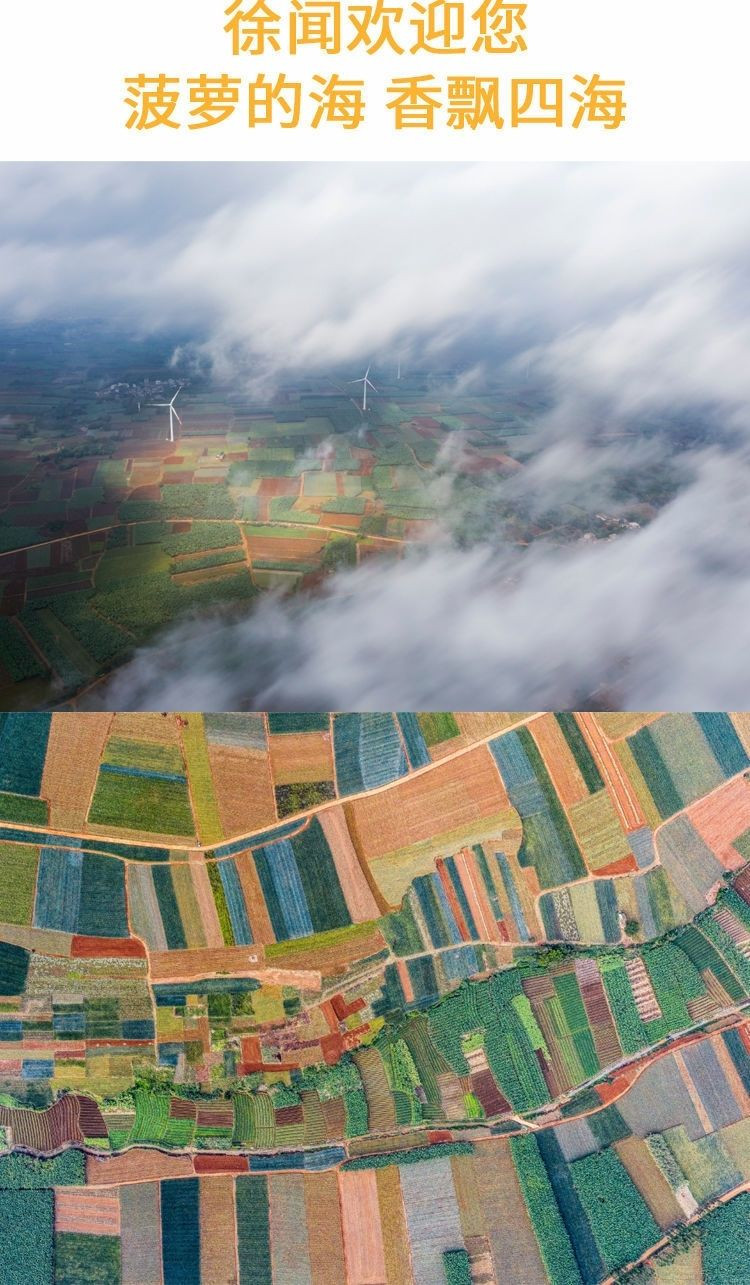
[1,709,750,1281]
[0,325,674,709]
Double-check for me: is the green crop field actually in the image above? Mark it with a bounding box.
[88,770,195,835]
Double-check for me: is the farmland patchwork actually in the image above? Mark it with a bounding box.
[0,711,750,1281]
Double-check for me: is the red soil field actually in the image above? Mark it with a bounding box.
[256,477,299,498]
[193,1154,249,1174]
[325,511,361,529]
[247,535,327,560]
[596,1075,630,1104]
[687,775,750,869]
[597,854,639,876]
[352,449,375,474]
[71,935,147,959]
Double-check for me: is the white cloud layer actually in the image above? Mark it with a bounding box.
[1,163,750,424]
[96,452,750,711]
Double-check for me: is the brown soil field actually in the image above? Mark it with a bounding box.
[86,818,198,845]
[87,1149,194,1185]
[207,743,277,835]
[325,511,361,529]
[127,484,161,502]
[318,806,381,923]
[339,1169,387,1284]
[148,944,271,982]
[357,539,401,563]
[305,1172,347,1285]
[235,851,277,945]
[171,863,209,950]
[110,712,184,746]
[41,711,113,831]
[246,534,327,560]
[187,851,225,949]
[255,477,299,498]
[452,847,505,944]
[732,714,750,757]
[577,712,647,832]
[268,730,334,786]
[54,1188,120,1237]
[348,744,508,862]
[199,1174,238,1284]
[592,712,662,740]
[472,1141,547,1284]
[687,775,750,869]
[614,1137,684,1230]
[376,1165,414,1285]
[529,714,590,809]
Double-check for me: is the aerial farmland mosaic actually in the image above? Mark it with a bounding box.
[1,709,750,1282]
[0,321,678,712]
[2,163,750,711]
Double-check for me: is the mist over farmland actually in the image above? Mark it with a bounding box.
[93,449,750,711]
[0,162,749,709]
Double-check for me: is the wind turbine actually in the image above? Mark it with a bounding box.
[149,385,183,442]
[397,358,401,380]
[350,364,377,414]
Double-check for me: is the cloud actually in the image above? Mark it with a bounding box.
[1,163,749,427]
[93,451,750,711]
[525,274,750,434]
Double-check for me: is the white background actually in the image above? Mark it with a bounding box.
[0,0,748,160]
